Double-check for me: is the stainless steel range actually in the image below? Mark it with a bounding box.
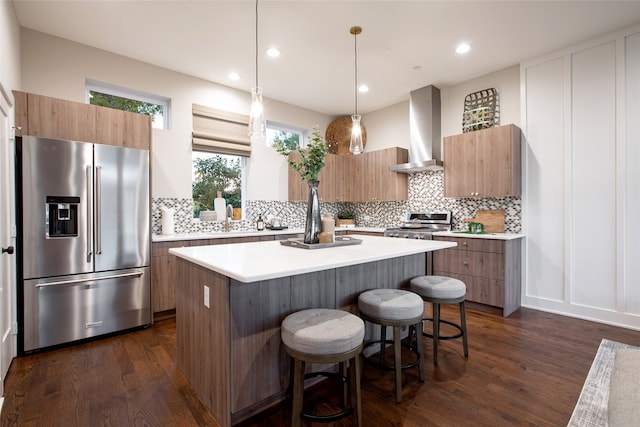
[384,211,451,275]
[384,212,452,239]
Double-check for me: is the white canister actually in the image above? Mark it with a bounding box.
[213,191,226,221]
[160,207,175,235]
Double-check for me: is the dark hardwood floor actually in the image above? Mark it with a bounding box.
[2,306,639,427]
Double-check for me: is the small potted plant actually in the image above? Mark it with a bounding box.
[336,210,356,228]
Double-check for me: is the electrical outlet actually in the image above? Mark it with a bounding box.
[203,285,210,308]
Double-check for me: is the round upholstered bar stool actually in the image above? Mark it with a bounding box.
[410,275,469,365]
[281,308,365,427]
[357,289,424,403]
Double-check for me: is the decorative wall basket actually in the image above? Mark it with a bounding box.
[462,88,500,133]
[325,116,367,155]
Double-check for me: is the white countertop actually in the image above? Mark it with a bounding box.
[169,235,456,283]
[153,228,306,242]
[152,227,385,243]
[432,231,525,240]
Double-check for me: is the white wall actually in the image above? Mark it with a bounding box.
[440,64,521,138]
[521,23,640,330]
[19,29,330,201]
[361,65,521,159]
[362,100,409,152]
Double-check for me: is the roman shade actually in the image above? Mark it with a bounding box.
[192,104,251,156]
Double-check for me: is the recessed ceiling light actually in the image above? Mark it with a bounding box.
[266,48,280,57]
[456,43,471,54]
[228,72,240,81]
[358,84,369,93]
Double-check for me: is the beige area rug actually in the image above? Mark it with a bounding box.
[567,338,637,426]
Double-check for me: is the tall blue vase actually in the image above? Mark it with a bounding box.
[304,180,322,244]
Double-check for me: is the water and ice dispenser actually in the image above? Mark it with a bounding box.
[45,196,80,238]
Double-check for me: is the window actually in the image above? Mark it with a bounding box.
[191,104,249,218]
[192,151,244,218]
[266,121,305,150]
[86,79,170,129]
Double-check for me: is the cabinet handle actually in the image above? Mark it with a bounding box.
[463,259,468,265]
[462,241,468,246]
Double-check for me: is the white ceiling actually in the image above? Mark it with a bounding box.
[11,1,640,115]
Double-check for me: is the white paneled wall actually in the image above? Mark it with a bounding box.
[522,24,640,329]
[570,41,617,310]
[624,33,640,314]
[522,57,565,303]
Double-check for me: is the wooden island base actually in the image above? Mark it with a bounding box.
[175,253,426,426]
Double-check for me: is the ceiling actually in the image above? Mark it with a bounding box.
[11,1,640,115]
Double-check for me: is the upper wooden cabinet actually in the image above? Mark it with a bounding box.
[287,147,408,202]
[361,147,409,202]
[95,106,151,149]
[443,124,521,198]
[14,91,151,150]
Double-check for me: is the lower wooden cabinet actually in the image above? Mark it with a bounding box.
[151,235,286,318]
[152,241,186,316]
[433,235,522,316]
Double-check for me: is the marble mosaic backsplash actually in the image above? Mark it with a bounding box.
[153,170,521,235]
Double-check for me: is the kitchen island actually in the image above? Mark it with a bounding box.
[169,235,456,426]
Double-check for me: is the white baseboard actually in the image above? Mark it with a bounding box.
[522,296,640,331]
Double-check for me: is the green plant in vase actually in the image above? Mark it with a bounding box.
[273,125,328,244]
[273,125,328,181]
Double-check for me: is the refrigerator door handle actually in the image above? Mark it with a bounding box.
[34,271,144,288]
[95,165,102,255]
[86,165,93,261]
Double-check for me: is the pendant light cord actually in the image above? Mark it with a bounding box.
[354,29,358,115]
[255,0,259,89]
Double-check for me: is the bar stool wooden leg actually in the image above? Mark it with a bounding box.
[433,303,441,365]
[416,320,425,381]
[349,356,362,427]
[460,301,469,357]
[291,358,305,427]
[379,325,387,365]
[393,326,402,403]
[341,361,348,407]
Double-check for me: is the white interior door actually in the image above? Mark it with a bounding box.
[0,82,17,395]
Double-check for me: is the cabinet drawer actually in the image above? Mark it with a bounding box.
[433,248,505,280]
[434,236,504,253]
[433,271,505,307]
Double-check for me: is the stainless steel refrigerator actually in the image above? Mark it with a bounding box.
[16,136,151,352]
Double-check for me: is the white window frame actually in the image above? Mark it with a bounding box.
[85,79,171,130]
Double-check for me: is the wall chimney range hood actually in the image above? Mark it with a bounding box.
[389,85,443,172]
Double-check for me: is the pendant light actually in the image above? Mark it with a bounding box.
[248,0,266,137]
[349,26,364,155]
